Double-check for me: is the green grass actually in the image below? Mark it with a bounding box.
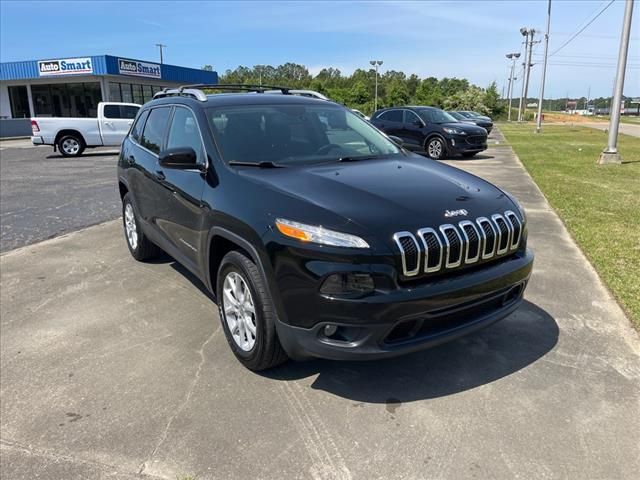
[498,123,640,329]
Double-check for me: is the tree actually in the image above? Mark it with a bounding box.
[202,65,213,71]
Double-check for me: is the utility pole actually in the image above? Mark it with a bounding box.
[155,43,167,64]
[369,60,383,112]
[536,0,551,133]
[506,52,521,121]
[599,0,634,164]
[518,28,536,122]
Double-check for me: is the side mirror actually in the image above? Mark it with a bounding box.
[388,135,404,147]
[159,147,200,169]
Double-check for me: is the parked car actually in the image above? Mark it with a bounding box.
[351,109,370,121]
[448,111,493,134]
[370,106,488,159]
[31,102,140,157]
[456,110,492,122]
[118,85,533,370]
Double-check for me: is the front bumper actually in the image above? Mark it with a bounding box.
[447,135,487,155]
[275,248,534,360]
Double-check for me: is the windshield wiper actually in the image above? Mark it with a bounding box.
[336,155,383,162]
[227,160,285,168]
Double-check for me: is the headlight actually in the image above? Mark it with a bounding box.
[443,127,467,135]
[275,218,370,248]
[503,190,526,222]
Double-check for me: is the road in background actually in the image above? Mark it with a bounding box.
[582,121,640,139]
[0,141,121,252]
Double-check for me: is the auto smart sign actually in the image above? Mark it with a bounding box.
[118,58,161,78]
[38,57,93,76]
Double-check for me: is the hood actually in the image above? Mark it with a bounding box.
[237,156,516,244]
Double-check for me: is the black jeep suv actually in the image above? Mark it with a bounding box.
[370,106,487,159]
[118,85,533,370]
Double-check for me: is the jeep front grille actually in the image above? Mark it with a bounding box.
[393,210,524,277]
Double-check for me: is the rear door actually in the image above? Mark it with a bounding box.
[153,106,207,268]
[127,106,171,225]
[101,104,140,146]
[401,110,426,150]
[372,109,404,138]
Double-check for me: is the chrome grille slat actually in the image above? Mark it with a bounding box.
[504,210,522,250]
[393,211,525,277]
[417,227,443,273]
[458,220,481,264]
[491,213,511,255]
[393,232,421,277]
[439,224,463,268]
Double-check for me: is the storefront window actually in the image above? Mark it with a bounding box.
[31,82,102,118]
[132,84,143,105]
[142,85,153,103]
[109,83,121,102]
[8,86,30,118]
[120,83,133,103]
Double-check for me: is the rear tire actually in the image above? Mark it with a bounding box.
[425,137,445,160]
[57,134,85,157]
[217,251,288,371]
[122,193,162,261]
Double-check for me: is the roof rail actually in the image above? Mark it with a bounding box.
[152,84,292,102]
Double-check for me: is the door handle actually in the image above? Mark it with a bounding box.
[155,170,166,181]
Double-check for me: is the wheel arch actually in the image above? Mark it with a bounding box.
[55,129,86,147]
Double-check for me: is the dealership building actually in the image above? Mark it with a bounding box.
[0,54,218,137]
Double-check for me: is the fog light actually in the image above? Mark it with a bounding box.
[320,273,374,296]
[451,139,456,146]
[324,325,338,337]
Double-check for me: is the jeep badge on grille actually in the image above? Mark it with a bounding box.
[444,209,468,218]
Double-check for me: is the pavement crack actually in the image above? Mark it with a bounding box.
[137,325,219,475]
[0,438,166,479]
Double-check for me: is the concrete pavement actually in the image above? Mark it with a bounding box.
[1,132,639,479]
[0,141,121,252]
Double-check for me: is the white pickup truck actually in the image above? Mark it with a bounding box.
[31,102,140,157]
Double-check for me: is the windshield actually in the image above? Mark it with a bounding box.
[207,104,401,166]
[447,111,465,121]
[417,108,458,124]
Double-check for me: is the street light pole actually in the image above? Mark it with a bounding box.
[536,0,552,133]
[155,43,167,64]
[506,52,521,121]
[370,60,383,112]
[518,28,536,122]
[599,0,635,164]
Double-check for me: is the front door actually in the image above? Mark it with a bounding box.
[101,104,140,146]
[153,106,207,268]
[401,110,426,150]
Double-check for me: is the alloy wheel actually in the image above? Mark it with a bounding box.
[62,138,80,155]
[222,271,257,351]
[428,139,443,159]
[124,203,138,250]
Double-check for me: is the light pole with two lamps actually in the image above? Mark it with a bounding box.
[369,60,383,112]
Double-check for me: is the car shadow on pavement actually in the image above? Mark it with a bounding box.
[263,300,558,403]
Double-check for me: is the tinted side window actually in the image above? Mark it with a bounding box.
[167,107,204,164]
[140,107,171,154]
[404,110,423,124]
[120,106,140,119]
[103,105,120,118]
[130,109,149,142]
[378,110,402,123]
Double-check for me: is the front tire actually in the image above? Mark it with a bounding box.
[426,137,445,160]
[58,134,85,157]
[217,251,288,371]
[122,193,162,261]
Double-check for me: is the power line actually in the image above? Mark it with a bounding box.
[550,0,615,57]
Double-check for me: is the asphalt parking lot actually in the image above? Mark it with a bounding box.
[1,133,639,479]
[0,140,120,253]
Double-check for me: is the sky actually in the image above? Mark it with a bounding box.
[1,0,638,99]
